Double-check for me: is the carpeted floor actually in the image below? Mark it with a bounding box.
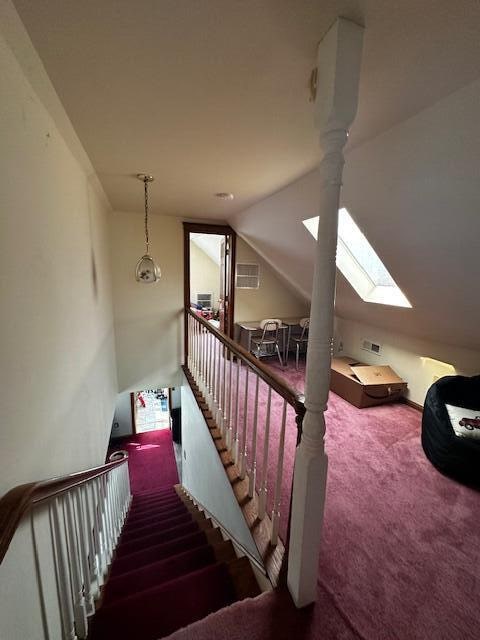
[109,429,179,493]
[169,356,480,640]
[100,430,259,639]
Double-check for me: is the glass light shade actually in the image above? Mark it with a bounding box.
[135,254,161,283]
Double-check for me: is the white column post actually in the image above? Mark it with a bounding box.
[287,17,363,608]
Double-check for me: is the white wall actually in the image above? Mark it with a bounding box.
[109,212,306,391]
[111,391,133,438]
[181,373,262,562]
[0,7,118,638]
[0,13,117,496]
[234,237,309,322]
[190,240,221,310]
[109,210,184,392]
[229,78,480,351]
[335,316,480,406]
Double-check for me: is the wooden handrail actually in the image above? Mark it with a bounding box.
[0,452,128,565]
[185,307,305,418]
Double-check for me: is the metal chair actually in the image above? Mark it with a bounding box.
[291,317,309,370]
[250,318,284,367]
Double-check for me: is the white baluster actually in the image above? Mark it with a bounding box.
[122,462,130,518]
[105,474,116,547]
[192,316,196,374]
[64,494,87,638]
[225,350,233,448]
[81,484,100,598]
[90,480,104,585]
[208,333,214,409]
[114,468,122,536]
[109,470,118,541]
[30,510,49,640]
[100,475,113,563]
[50,500,77,640]
[194,319,199,380]
[213,339,219,421]
[190,316,194,374]
[239,368,249,480]
[73,488,94,616]
[187,315,191,371]
[248,375,260,498]
[271,399,287,545]
[221,345,228,435]
[199,325,203,388]
[258,387,272,519]
[217,343,224,429]
[193,316,197,376]
[233,359,241,463]
[202,325,206,393]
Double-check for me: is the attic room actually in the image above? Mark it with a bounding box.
[1,1,480,639]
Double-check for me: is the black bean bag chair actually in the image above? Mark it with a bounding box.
[422,374,480,487]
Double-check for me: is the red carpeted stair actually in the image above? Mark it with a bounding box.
[89,431,260,640]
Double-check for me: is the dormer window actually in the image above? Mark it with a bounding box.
[303,208,411,308]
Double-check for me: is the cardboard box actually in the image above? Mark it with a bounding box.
[330,356,408,408]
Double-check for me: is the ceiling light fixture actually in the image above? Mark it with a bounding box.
[135,173,161,284]
[215,192,234,200]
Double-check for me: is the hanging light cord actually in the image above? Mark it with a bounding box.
[144,177,150,254]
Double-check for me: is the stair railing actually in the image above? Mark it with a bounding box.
[185,307,305,545]
[0,453,130,640]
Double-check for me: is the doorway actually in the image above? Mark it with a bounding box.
[184,223,236,337]
[132,388,171,434]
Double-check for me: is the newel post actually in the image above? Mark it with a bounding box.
[287,18,363,607]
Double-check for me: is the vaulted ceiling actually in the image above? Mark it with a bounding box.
[12,0,480,350]
[13,0,480,217]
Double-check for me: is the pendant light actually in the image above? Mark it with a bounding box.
[135,173,161,283]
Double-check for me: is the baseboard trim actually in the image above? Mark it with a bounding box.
[402,397,423,412]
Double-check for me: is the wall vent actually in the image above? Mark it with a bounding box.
[196,293,213,309]
[361,339,382,355]
[236,263,260,289]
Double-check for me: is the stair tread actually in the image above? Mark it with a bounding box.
[120,512,193,543]
[90,484,261,640]
[89,563,237,640]
[109,529,218,578]
[125,503,189,526]
[130,495,183,511]
[115,520,201,557]
[133,489,180,499]
[123,504,190,530]
[102,544,217,606]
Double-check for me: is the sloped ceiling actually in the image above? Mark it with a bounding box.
[231,78,480,350]
[190,233,222,265]
[12,0,480,218]
[10,0,480,350]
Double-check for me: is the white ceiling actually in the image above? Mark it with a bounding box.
[190,233,222,265]
[12,0,480,219]
[231,77,480,351]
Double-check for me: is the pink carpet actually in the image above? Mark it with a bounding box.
[109,429,179,494]
[92,432,242,639]
[89,487,237,640]
[171,355,480,640]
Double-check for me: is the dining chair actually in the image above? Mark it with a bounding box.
[291,317,309,370]
[250,318,284,367]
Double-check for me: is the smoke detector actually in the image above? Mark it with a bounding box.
[215,192,234,200]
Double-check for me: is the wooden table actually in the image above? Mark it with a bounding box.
[235,317,305,364]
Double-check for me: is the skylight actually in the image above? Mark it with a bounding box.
[303,208,412,308]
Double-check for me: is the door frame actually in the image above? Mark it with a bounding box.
[130,391,137,435]
[183,222,236,340]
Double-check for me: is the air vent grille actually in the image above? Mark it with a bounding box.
[361,339,382,355]
[236,263,259,289]
[197,293,213,309]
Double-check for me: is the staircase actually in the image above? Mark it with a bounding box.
[88,484,260,640]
